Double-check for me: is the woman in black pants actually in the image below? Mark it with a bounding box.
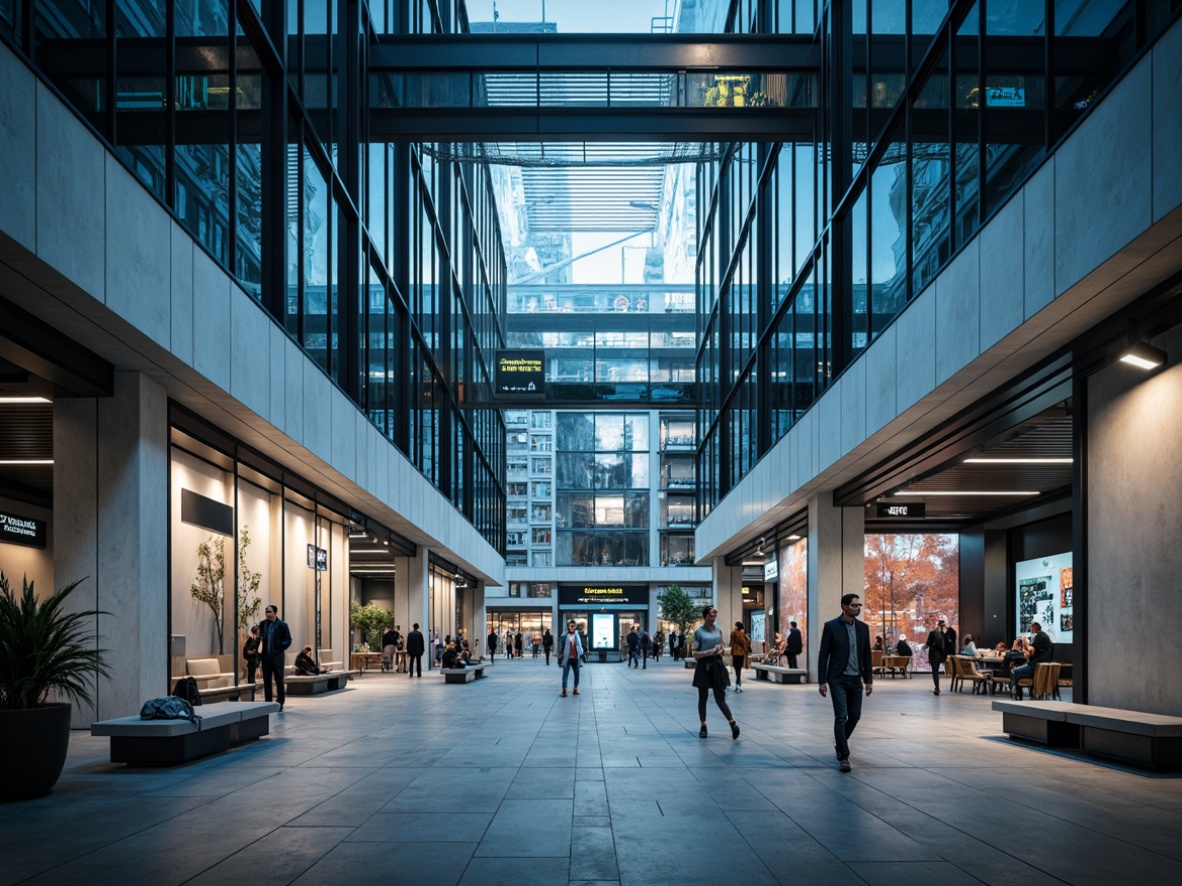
[692,606,740,739]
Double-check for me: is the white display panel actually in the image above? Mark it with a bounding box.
[1015,552,1073,643]
[591,612,617,649]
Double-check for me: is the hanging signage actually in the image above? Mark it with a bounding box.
[558,584,647,607]
[0,510,47,548]
[496,350,546,397]
[307,544,327,570]
[876,502,926,518]
[763,555,779,582]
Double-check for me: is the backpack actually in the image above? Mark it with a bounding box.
[172,676,203,707]
[141,696,202,725]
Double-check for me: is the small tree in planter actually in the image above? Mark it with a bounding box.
[0,572,111,801]
[658,583,705,664]
[236,528,263,637]
[349,602,395,651]
[190,535,227,654]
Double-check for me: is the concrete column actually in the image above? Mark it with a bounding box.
[406,545,431,665]
[807,491,864,680]
[712,556,744,636]
[54,371,168,722]
[473,584,487,658]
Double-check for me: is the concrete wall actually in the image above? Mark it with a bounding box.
[0,40,503,589]
[697,16,1182,561]
[1086,324,1182,715]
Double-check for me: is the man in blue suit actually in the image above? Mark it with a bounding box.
[817,593,874,772]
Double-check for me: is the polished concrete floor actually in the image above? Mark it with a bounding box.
[2,656,1180,886]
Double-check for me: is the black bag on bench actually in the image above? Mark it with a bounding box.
[141,696,202,726]
[172,676,203,706]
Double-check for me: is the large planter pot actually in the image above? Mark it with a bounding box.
[0,703,73,802]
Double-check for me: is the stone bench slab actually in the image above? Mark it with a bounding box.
[440,663,488,683]
[752,663,807,684]
[91,702,279,764]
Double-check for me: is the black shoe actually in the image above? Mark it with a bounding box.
[839,758,851,772]
[730,721,740,740]
[699,725,708,738]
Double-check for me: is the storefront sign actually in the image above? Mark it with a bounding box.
[763,555,779,582]
[0,510,47,548]
[496,350,546,397]
[876,502,926,518]
[307,544,327,570]
[557,584,647,607]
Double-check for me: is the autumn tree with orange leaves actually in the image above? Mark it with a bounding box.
[863,534,959,648]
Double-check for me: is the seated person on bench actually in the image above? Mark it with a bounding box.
[295,646,324,675]
[441,641,464,669]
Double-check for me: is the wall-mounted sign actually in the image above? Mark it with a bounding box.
[763,556,779,582]
[558,584,647,607]
[496,350,545,397]
[307,544,327,571]
[876,502,926,519]
[0,510,47,548]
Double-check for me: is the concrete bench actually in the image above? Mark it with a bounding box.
[752,663,807,684]
[91,701,279,765]
[318,649,344,671]
[284,670,359,695]
[184,657,235,689]
[440,662,489,683]
[993,701,1182,768]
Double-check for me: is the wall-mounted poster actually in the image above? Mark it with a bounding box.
[1015,552,1073,643]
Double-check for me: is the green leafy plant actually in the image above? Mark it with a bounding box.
[349,602,396,647]
[190,535,227,653]
[657,583,704,636]
[0,572,111,710]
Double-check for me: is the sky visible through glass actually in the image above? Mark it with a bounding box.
[465,0,676,33]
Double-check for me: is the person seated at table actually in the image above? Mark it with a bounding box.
[441,641,464,669]
[960,635,978,658]
[294,646,323,675]
[995,641,1008,654]
[895,634,913,658]
[873,635,884,651]
[1003,638,1029,669]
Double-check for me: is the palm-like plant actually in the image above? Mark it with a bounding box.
[0,572,111,710]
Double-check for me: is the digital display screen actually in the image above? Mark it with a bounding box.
[591,613,617,650]
[1015,552,1073,643]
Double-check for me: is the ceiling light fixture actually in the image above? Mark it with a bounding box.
[893,490,1039,497]
[963,458,1073,464]
[0,459,54,465]
[0,396,52,404]
[1119,340,1167,371]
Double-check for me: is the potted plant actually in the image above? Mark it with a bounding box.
[0,571,110,801]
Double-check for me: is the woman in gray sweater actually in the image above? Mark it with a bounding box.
[692,605,740,740]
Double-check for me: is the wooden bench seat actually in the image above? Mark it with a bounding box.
[440,662,489,683]
[993,700,1182,768]
[91,701,278,765]
[751,663,807,684]
[198,682,260,703]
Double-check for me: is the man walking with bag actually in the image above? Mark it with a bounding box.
[560,620,583,697]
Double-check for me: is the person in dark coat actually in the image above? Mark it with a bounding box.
[692,606,739,740]
[259,604,293,711]
[487,630,498,661]
[817,594,873,771]
[406,623,426,677]
[242,624,261,683]
[786,620,803,669]
[514,631,524,659]
[626,626,641,668]
[926,618,948,695]
[542,628,554,665]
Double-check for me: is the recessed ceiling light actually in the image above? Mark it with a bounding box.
[963,458,1073,464]
[0,459,54,465]
[893,490,1039,496]
[0,396,52,404]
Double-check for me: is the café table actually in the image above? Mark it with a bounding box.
[350,652,384,673]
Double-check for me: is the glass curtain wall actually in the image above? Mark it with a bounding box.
[12,0,506,551]
[556,413,650,567]
[696,0,1175,515]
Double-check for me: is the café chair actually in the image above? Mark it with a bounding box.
[945,655,962,692]
[1034,662,1062,700]
[872,649,884,676]
[958,657,992,695]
